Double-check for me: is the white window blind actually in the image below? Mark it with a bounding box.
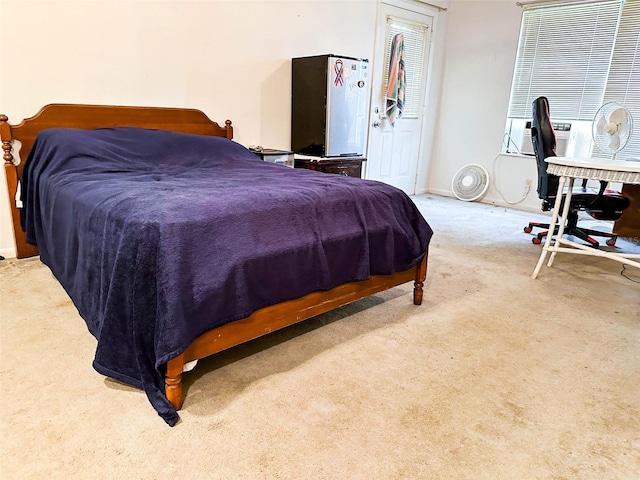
[508,0,621,121]
[596,0,640,160]
[382,16,429,119]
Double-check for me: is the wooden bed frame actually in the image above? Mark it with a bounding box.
[1,104,428,411]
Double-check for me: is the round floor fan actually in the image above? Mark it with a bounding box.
[451,164,490,202]
[592,102,633,159]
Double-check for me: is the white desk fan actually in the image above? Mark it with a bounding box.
[592,102,633,160]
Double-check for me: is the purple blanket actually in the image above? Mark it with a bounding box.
[21,127,433,425]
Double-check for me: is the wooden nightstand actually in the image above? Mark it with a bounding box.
[294,155,366,178]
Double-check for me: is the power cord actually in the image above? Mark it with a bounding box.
[491,152,531,205]
[502,132,522,155]
[620,264,640,283]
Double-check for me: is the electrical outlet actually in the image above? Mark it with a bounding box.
[525,179,533,188]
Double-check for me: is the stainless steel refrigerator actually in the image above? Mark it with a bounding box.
[291,54,370,157]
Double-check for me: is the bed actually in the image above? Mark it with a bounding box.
[1,104,433,426]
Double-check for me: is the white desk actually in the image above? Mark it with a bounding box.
[532,156,640,279]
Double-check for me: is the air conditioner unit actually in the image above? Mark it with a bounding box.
[520,121,571,156]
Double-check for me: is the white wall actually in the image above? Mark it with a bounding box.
[415,0,449,197]
[0,1,379,143]
[0,0,384,258]
[0,0,532,259]
[426,0,543,212]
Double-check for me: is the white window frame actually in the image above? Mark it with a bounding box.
[504,0,640,162]
[381,15,429,119]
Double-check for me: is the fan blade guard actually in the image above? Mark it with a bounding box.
[451,164,490,202]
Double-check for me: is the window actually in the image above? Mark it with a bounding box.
[504,0,640,161]
[596,0,640,159]
[382,16,429,119]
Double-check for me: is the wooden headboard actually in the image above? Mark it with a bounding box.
[1,104,234,259]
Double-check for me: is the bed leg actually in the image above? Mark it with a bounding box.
[165,355,185,410]
[413,255,428,305]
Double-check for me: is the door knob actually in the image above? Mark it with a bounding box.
[372,120,381,128]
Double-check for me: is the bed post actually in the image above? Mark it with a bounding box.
[1,115,18,256]
[1,114,40,259]
[0,115,12,162]
[165,354,185,410]
[413,254,428,305]
[225,120,233,139]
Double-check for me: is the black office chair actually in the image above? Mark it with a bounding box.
[524,96,630,248]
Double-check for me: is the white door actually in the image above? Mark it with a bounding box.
[365,1,433,195]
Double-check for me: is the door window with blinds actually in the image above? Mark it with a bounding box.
[504,0,640,161]
[382,16,429,119]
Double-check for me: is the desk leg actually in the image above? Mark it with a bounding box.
[532,175,567,279]
[548,176,574,267]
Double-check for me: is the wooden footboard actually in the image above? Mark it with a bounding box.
[165,254,428,410]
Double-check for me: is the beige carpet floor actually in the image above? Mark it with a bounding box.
[1,194,638,479]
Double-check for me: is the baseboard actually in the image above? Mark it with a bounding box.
[0,247,16,259]
[423,187,453,198]
[417,188,547,215]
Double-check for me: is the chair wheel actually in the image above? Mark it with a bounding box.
[524,226,532,233]
[532,237,542,245]
[606,238,616,247]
